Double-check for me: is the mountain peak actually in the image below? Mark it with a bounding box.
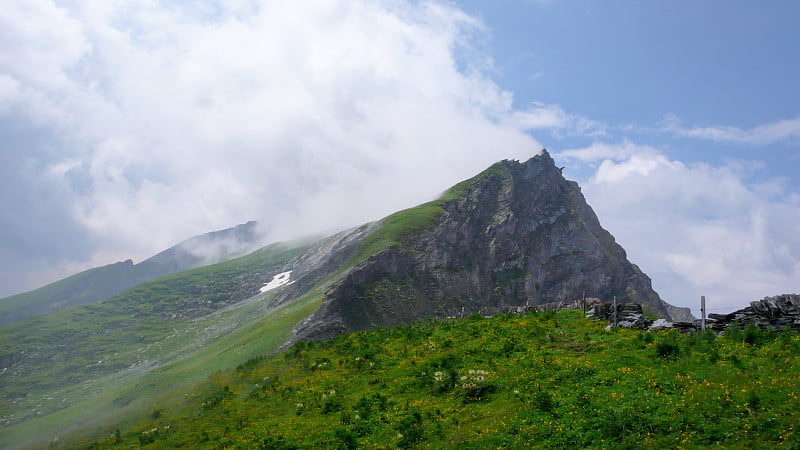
[502,148,554,169]
[287,154,681,343]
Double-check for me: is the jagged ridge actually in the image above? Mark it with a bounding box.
[288,151,680,343]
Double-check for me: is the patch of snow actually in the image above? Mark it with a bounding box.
[260,271,293,293]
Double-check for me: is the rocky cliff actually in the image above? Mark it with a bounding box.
[289,151,679,342]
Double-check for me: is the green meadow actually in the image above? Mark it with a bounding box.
[79,310,800,448]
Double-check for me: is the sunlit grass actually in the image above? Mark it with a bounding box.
[350,162,509,264]
[81,310,800,448]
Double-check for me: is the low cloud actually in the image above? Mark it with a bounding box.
[3,1,797,315]
[0,0,544,296]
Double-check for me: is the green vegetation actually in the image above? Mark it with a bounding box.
[439,160,509,203]
[0,157,511,448]
[79,310,800,448]
[351,162,510,263]
[351,201,445,263]
[0,260,142,326]
[0,240,319,448]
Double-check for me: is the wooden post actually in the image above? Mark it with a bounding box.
[582,291,586,314]
[612,296,617,328]
[701,296,706,332]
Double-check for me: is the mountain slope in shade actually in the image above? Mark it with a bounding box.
[0,221,263,326]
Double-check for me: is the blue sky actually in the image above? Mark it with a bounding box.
[0,1,798,315]
[452,1,800,313]
[464,1,800,166]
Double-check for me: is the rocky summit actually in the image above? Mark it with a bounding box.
[0,151,692,448]
[288,151,687,342]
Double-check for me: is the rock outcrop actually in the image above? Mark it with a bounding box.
[290,151,680,342]
[664,303,696,323]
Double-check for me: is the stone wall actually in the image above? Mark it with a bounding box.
[707,294,800,332]
[456,294,800,335]
[585,299,657,329]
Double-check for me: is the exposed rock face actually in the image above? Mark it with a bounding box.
[664,303,696,323]
[272,223,381,306]
[290,151,678,342]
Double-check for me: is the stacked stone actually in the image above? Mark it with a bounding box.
[477,305,531,316]
[587,301,654,330]
[707,294,800,332]
[671,321,698,333]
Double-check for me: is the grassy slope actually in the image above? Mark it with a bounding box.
[0,241,315,448]
[83,310,800,449]
[5,288,325,449]
[0,261,141,326]
[0,164,509,448]
[350,162,509,264]
[2,161,524,448]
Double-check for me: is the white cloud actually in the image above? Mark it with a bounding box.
[561,143,800,313]
[5,0,797,314]
[558,139,660,164]
[0,0,88,90]
[0,0,546,294]
[510,102,606,137]
[662,113,800,145]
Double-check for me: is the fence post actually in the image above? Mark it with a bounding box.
[582,291,586,314]
[701,296,706,332]
[612,296,617,328]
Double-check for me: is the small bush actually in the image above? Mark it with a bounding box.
[424,353,461,394]
[333,427,358,450]
[322,396,343,414]
[258,434,297,450]
[533,389,557,413]
[654,333,681,360]
[396,411,424,448]
[201,386,233,410]
[742,322,776,346]
[236,355,265,373]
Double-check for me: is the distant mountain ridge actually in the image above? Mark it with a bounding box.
[141,220,261,272]
[0,221,263,326]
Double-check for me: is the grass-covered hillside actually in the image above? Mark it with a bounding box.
[0,241,318,449]
[80,310,800,448]
[0,260,150,326]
